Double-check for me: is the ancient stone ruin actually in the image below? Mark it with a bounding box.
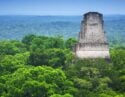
[75,12,110,58]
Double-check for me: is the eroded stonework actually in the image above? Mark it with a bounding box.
[75,12,110,58]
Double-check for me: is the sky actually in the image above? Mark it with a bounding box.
[0,0,125,15]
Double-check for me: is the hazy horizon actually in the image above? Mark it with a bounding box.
[1,14,125,16]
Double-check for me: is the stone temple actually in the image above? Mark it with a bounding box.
[75,12,110,58]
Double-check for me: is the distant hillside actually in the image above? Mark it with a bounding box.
[0,15,125,47]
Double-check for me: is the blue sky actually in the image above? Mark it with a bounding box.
[0,0,125,15]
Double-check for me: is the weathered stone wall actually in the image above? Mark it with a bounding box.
[75,12,110,58]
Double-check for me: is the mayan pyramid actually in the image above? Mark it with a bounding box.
[75,12,110,58]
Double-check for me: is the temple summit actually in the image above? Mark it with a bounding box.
[75,12,110,58]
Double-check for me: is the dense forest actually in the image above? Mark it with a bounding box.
[0,16,125,47]
[0,34,125,97]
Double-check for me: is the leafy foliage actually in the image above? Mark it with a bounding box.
[0,34,125,97]
[0,66,75,97]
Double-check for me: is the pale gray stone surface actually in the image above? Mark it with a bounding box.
[75,12,110,58]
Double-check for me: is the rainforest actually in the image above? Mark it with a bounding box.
[0,33,125,97]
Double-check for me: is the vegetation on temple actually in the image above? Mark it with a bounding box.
[0,34,125,97]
